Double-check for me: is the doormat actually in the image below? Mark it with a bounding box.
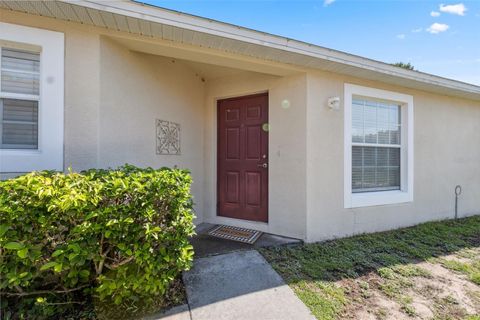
[208,225,263,244]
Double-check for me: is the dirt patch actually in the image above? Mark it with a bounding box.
[415,261,479,314]
[338,260,479,320]
[349,290,411,320]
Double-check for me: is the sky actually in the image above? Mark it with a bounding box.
[142,0,480,86]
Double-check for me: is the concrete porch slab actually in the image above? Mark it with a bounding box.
[191,223,302,258]
[183,250,315,320]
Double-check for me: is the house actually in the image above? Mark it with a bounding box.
[0,1,479,243]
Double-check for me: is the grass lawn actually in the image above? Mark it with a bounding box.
[261,216,480,320]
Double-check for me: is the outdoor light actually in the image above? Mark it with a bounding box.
[327,96,341,110]
[281,99,291,109]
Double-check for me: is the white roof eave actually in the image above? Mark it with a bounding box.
[2,0,479,100]
[77,0,480,100]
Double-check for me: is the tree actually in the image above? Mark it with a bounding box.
[391,62,415,71]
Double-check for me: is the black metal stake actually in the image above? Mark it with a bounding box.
[454,185,462,219]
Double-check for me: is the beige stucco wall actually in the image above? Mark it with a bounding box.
[98,38,206,221]
[2,10,479,242]
[0,10,206,221]
[306,70,480,242]
[0,9,102,171]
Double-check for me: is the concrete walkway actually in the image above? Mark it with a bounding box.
[178,250,315,320]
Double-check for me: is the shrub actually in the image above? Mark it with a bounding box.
[0,165,195,318]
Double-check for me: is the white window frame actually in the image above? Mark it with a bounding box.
[0,22,64,173]
[344,83,414,208]
[0,49,40,150]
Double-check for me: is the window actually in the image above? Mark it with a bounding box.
[352,99,401,192]
[0,48,40,149]
[344,84,413,208]
[0,22,64,173]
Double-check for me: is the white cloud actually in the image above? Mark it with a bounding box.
[427,23,450,34]
[431,11,441,17]
[324,0,336,6]
[412,28,423,33]
[439,3,467,16]
[396,34,406,40]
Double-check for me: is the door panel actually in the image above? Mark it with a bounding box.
[225,172,240,204]
[246,125,261,160]
[245,171,261,206]
[217,93,268,222]
[226,128,240,160]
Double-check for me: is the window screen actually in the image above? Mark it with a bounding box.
[352,98,401,193]
[0,48,40,149]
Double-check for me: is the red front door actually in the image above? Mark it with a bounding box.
[217,93,269,222]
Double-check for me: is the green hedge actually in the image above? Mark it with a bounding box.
[0,165,195,318]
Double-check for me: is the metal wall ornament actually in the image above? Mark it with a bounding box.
[156,119,181,155]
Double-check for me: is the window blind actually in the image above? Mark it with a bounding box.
[0,48,40,149]
[352,98,401,193]
[0,99,38,149]
[1,48,40,95]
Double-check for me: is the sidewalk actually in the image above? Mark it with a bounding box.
[160,250,315,320]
